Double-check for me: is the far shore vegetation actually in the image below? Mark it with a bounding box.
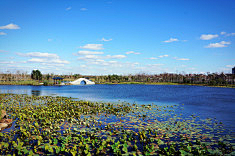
[0,70,235,88]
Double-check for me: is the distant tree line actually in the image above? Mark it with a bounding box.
[0,70,235,86]
[93,73,235,85]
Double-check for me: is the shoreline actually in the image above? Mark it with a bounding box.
[0,81,235,88]
[96,82,235,88]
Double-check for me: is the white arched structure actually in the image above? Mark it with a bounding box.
[70,78,95,85]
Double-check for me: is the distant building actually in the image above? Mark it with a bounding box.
[233,67,235,74]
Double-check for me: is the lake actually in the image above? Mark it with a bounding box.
[0,84,235,131]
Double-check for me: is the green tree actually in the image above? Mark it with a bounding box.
[31,70,42,81]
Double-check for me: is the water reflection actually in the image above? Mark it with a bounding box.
[31,90,41,96]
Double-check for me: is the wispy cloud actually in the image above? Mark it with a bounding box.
[27,58,69,64]
[17,52,59,59]
[78,54,126,60]
[146,57,158,60]
[226,65,235,68]
[126,51,141,55]
[66,7,72,11]
[220,32,235,36]
[205,41,231,48]
[227,33,235,36]
[101,37,112,42]
[78,51,104,55]
[48,39,52,42]
[0,61,15,64]
[174,57,190,61]
[146,55,168,60]
[17,52,69,65]
[0,32,6,35]
[80,44,104,50]
[89,60,119,66]
[80,8,88,11]
[78,55,100,60]
[221,32,226,35]
[147,64,164,66]
[0,23,20,29]
[200,34,218,40]
[158,54,169,58]
[106,55,126,59]
[163,38,179,43]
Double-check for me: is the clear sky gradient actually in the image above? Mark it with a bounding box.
[0,0,235,75]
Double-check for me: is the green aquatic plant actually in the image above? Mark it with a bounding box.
[0,93,234,155]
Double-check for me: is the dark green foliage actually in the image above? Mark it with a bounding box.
[0,94,234,155]
[43,81,48,86]
[31,70,42,81]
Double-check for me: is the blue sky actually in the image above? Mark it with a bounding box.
[0,0,235,75]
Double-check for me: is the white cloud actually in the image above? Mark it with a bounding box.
[147,57,158,60]
[27,58,69,64]
[0,23,20,29]
[226,33,235,36]
[88,60,137,69]
[51,59,69,64]
[80,44,104,50]
[205,41,231,48]
[17,52,69,66]
[178,58,189,61]
[66,7,72,11]
[163,38,179,43]
[89,60,114,66]
[147,64,164,66]
[126,51,141,55]
[101,37,112,42]
[106,55,126,59]
[221,32,226,35]
[0,61,15,64]
[200,34,218,40]
[0,32,6,35]
[108,60,118,64]
[48,39,52,42]
[17,52,59,59]
[220,41,230,44]
[226,65,235,68]
[78,50,104,55]
[158,54,169,58]
[27,58,45,63]
[80,8,87,11]
[78,54,126,60]
[174,57,190,61]
[78,55,100,60]
[220,32,235,36]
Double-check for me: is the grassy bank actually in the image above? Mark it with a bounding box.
[97,81,235,88]
[1,80,235,88]
[0,93,234,155]
[0,80,55,86]
[99,82,179,85]
[0,80,42,86]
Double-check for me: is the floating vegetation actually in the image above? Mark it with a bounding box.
[0,93,234,155]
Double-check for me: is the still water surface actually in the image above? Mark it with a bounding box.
[0,84,235,131]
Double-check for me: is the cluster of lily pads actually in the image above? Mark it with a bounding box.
[0,93,234,155]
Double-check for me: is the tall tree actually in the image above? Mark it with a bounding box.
[31,70,42,81]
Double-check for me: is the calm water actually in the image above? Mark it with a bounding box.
[0,84,235,131]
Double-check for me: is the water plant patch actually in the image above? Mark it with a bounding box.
[0,93,234,155]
